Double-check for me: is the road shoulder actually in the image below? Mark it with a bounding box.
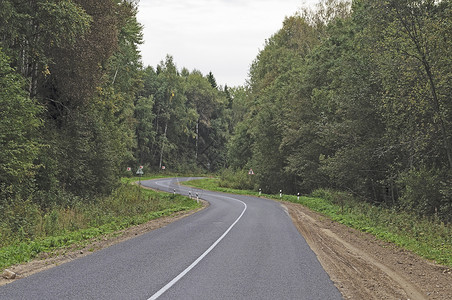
[283,201,452,300]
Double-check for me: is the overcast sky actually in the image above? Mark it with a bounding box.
[136,0,318,87]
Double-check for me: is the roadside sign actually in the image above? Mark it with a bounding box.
[139,165,144,169]
[136,168,144,175]
[162,166,166,170]
[248,169,254,175]
[127,167,131,171]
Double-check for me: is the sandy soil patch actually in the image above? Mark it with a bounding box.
[283,201,452,299]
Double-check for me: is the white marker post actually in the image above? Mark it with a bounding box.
[280,190,282,199]
[297,192,300,201]
[259,188,261,196]
[196,193,199,203]
[136,167,144,185]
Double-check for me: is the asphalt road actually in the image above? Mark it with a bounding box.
[0,177,341,299]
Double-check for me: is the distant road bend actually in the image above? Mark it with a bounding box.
[1,177,341,299]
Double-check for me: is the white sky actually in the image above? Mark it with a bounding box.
[136,0,319,87]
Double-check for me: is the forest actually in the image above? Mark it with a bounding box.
[0,0,451,248]
[230,0,452,222]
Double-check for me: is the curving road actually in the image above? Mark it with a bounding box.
[0,177,341,299]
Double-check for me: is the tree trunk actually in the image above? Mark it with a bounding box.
[422,60,452,169]
[159,122,168,169]
[195,120,199,161]
[394,2,452,169]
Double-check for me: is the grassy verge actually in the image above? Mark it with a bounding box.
[184,178,452,267]
[0,176,201,271]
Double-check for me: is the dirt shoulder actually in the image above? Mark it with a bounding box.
[283,201,452,300]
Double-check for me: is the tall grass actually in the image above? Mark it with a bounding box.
[302,189,452,266]
[0,176,201,270]
[219,168,256,190]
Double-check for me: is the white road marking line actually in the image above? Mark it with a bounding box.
[147,194,247,300]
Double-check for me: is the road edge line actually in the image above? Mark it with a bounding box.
[147,195,247,300]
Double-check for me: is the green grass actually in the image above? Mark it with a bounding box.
[184,178,452,267]
[184,178,259,195]
[0,175,201,271]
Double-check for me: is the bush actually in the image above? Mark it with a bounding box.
[0,197,41,247]
[219,168,256,190]
[33,189,83,211]
[311,188,356,207]
[397,168,452,222]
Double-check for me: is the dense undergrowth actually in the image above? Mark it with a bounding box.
[184,177,452,267]
[0,176,201,271]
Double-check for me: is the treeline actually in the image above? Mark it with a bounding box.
[0,0,231,220]
[227,0,452,221]
[136,59,233,173]
[1,0,141,205]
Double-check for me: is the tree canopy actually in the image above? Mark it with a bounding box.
[226,0,452,221]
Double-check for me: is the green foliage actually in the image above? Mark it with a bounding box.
[206,71,218,89]
[184,178,258,196]
[307,188,452,267]
[28,0,142,198]
[38,0,93,47]
[226,0,452,221]
[0,181,201,270]
[397,168,452,222]
[0,197,41,245]
[0,0,92,98]
[136,57,230,172]
[0,49,42,199]
[219,169,256,190]
[1,0,232,223]
[227,122,253,169]
[365,0,452,170]
[135,95,156,164]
